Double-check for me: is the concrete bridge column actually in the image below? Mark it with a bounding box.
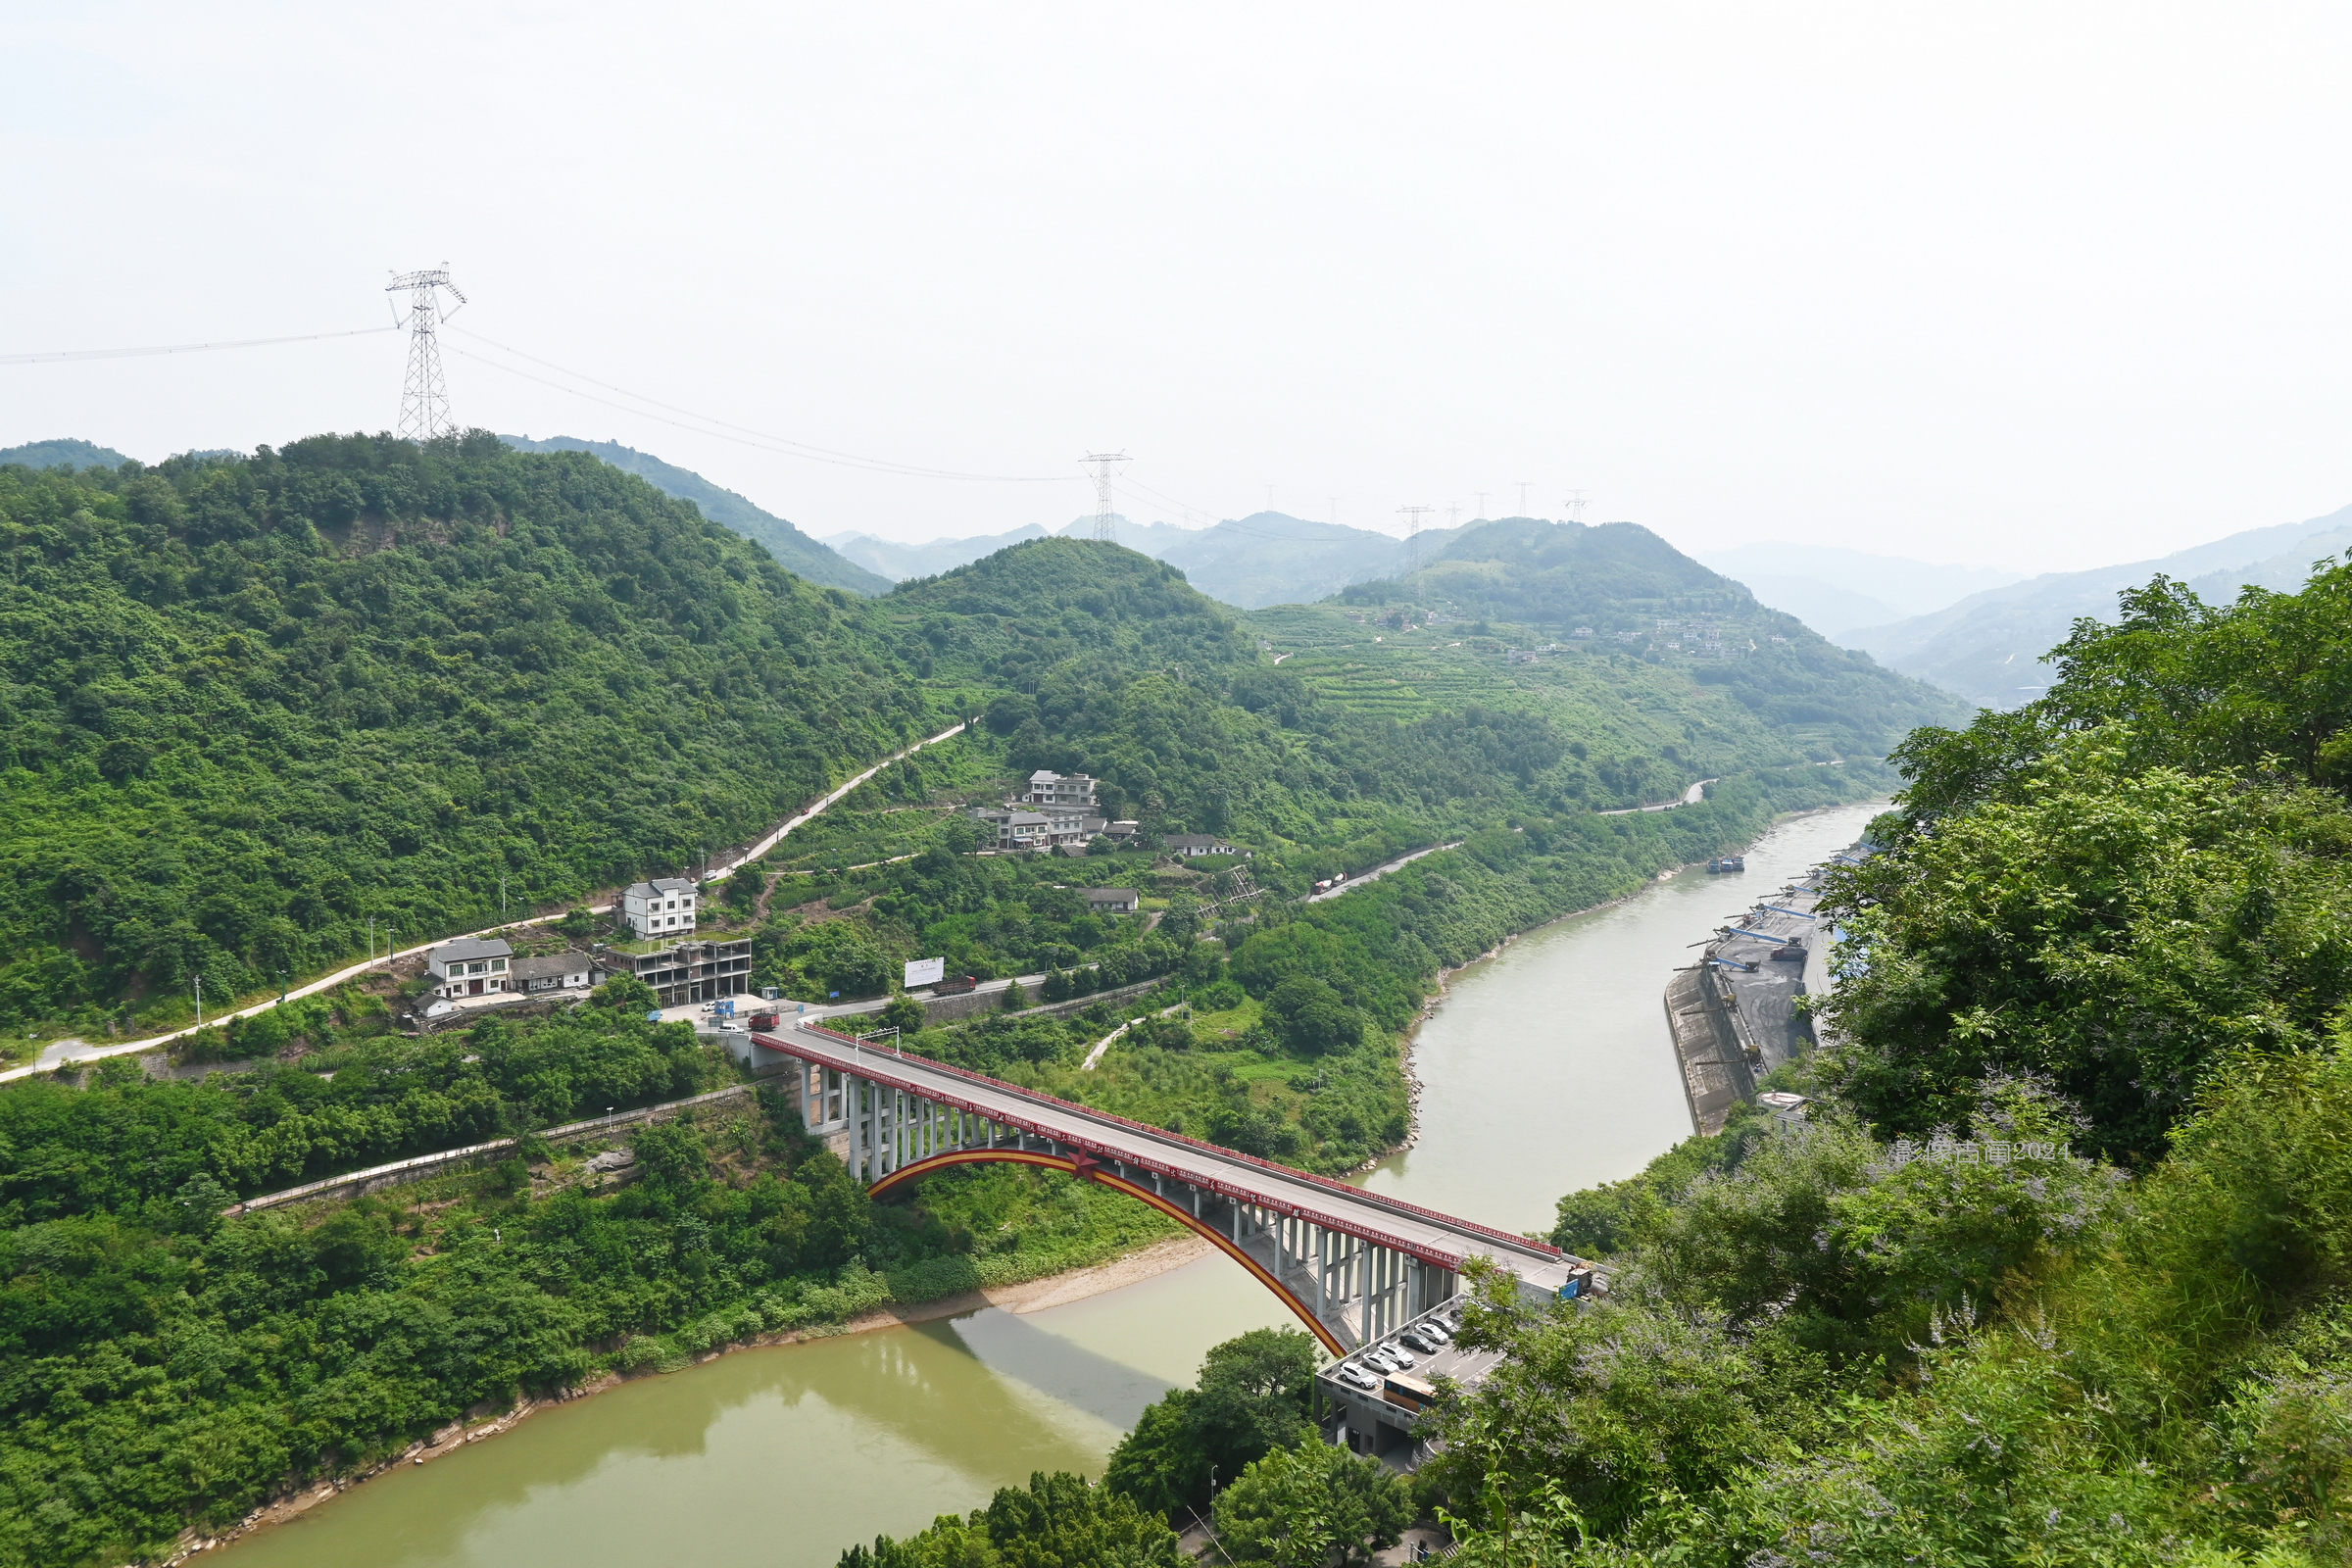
[856,1086,874,1184]
[1315,1226,1328,1321]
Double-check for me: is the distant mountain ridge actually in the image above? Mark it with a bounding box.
[837,510,1465,609]
[1846,503,2352,708]
[825,523,1050,581]
[0,438,131,470]
[1698,543,2025,639]
[499,435,891,596]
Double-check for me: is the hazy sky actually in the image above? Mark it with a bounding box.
[5,2,2348,571]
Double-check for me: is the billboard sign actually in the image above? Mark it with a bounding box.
[904,956,946,988]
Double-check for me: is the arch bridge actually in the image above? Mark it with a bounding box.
[754,1023,1591,1356]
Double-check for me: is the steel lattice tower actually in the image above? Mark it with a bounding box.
[386,267,468,441]
[1397,505,1433,575]
[1084,451,1127,542]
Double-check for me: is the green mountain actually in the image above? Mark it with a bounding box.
[0,438,130,470]
[0,432,929,1025]
[1303,517,1970,770]
[498,434,892,596]
[0,446,1924,1037]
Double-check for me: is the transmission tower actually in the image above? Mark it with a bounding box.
[1084,451,1127,542]
[385,267,467,441]
[1564,489,1590,522]
[1397,505,1433,574]
[1516,481,1533,517]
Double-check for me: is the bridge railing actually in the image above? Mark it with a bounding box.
[777,1023,1561,1267]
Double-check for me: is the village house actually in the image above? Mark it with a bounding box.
[427,936,512,999]
[620,876,699,940]
[511,952,596,994]
[1161,833,1249,858]
[1078,888,1141,913]
[970,804,1105,850]
[1024,769,1099,808]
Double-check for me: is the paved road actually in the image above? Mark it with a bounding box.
[1304,841,1465,904]
[0,720,974,1085]
[756,1021,1576,1287]
[1597,777,1717,816]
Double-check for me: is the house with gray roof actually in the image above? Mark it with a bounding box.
[428,936,513,999]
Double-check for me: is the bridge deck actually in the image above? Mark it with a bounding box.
[753,1025,1575,1293]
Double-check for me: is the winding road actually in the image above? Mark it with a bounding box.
[1,720,972,1085]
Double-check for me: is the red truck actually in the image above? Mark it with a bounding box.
[929,975,980,995]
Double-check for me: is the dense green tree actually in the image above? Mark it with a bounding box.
[839,1471,1186,1568]
[1102,1329,1318,1521]
[1214,1441,1413,1567]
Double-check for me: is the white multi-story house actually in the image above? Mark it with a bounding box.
[428,937,512,999]
[620,877,700,940]
[1024,770,1099,808]
[970,805,1106,850]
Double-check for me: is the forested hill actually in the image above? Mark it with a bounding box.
[0,447,1903,1037]
[1350,516,1781,629]
[0,440,130,471]
[1271,518,1966,783]
[0,432,929,1023]
[498,434,891,596]
[886,537,1728,845]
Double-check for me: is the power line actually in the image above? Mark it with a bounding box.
[0,325,397,367]
[452,346,1079,483]
[450,326,1075,482]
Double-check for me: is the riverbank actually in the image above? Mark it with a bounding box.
[1362,801,1886,1233]
[1355,802,1870,1183]
[158,1232,1217,1566]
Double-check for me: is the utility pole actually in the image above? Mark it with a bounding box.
[1084,452,1127,542]
[499,874,508,922]
[385,266,467,441]
[194,974,203,1029]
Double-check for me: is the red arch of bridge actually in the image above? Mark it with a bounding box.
[868,1148,1348,1356]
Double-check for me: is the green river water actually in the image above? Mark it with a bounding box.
[216,802,1883,1568]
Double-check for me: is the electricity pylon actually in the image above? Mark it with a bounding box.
[1084,451,1127,542]
[386,267,467,441]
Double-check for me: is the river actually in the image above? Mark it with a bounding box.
[215,802,1883,1568]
